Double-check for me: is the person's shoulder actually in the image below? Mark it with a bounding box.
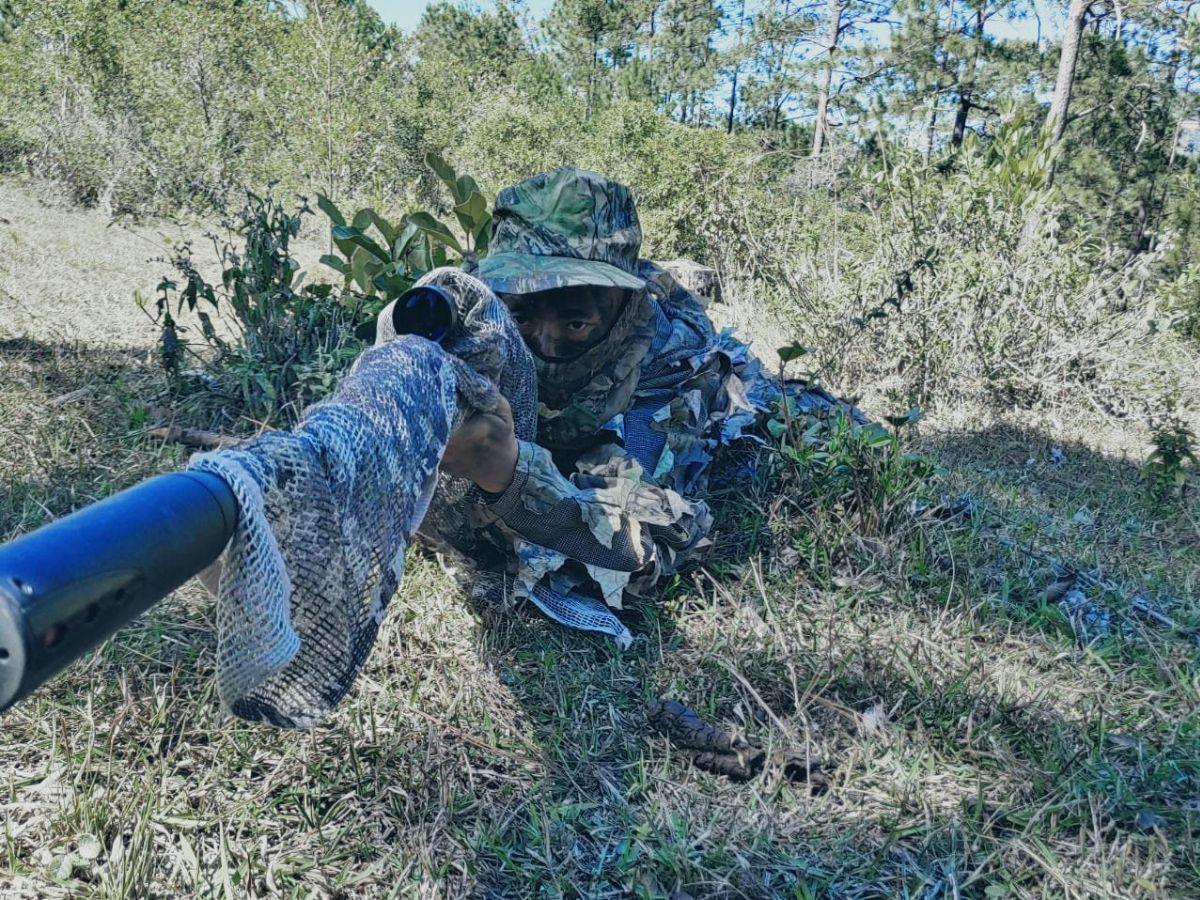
[636,260,714,338]
[637,260,696,306]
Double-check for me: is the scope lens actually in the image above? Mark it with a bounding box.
[393,285,454,343]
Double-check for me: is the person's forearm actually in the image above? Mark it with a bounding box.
[482,441,651,572]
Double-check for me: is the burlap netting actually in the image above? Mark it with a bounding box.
[190,270,537,728]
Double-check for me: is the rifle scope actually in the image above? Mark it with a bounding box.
[390,284,458,343]
[0,471,238,713]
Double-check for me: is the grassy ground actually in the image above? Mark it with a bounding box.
[2,180,1199,898]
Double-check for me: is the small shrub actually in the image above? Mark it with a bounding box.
[146,156,494,424]
[1158,263,1200,342]
[1144,416,1197,499]
[150,190,365,425]
[772,400,940,538]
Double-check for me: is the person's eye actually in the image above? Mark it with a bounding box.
[567,321,589,333]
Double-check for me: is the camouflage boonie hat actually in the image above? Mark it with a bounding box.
[477,166,646,296]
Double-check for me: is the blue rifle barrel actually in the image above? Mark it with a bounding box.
[0,471,238,713]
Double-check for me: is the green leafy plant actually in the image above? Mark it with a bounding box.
[148,190,365,425]
[775,252,937,386]
[1158,263,1200,343]
[317,153,493,316]
[1144,417,1197,499]
[771,400,941,538]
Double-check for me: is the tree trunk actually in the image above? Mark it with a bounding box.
[587,32,598,121]
[924,104,939,160]
[810,0,843,158]
[1044,0,1089,180]
[727,67,738,133]
[924,0,956,159]
[951,3,985,149]
[726,0,746,134]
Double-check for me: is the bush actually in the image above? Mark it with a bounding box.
[147,154,494,425]
[1144,416,1197,499]
[151,191,365,425]
[1158,263,1200,342]
[772,404,939,540]
[0,0,418,216]
[713,113,1169,413]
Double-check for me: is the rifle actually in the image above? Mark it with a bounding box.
[0,284,458,715]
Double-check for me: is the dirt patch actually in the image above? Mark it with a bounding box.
[0,178,329,350]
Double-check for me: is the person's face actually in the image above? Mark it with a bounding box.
[500,286,629,361]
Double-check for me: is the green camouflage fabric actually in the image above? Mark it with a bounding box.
[476,252,643,295]
[475,166,646,296]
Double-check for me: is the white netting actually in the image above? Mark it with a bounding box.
[190,273,532,727]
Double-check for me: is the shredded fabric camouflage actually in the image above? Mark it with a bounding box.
[189,330,508,727]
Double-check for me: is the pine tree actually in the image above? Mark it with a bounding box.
[810,0,842,155]
[739,0,821,134]
[653,0,724,124]
[545,0,627,118]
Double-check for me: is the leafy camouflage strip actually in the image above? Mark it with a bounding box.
[492,440,702,611]
[596,269,762,499]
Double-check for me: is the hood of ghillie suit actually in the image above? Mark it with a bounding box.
[477,166,659,451]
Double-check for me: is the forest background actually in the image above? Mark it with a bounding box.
[2,0,1199,414]
[2,0,1200,897]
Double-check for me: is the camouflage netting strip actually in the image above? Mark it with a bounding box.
[189,335,498,728]
[187,270,635,727]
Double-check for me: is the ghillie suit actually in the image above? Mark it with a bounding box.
[437,167,854,648]
[192,168,855,728]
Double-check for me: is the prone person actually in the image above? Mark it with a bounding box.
[415,166,844,646]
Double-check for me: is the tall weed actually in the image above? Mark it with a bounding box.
[150,191,364,425]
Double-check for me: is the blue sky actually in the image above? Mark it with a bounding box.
[367,0,1059,43]
[368,0,554,32]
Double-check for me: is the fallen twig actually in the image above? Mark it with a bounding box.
[407,706,542,768]
[647,698,749,754]
[647,697,828,786]
[46,386,94,408]
[148,425,240,450]
[993,527,1200,646]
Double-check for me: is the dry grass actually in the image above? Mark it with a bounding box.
[2,179,1199,898]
